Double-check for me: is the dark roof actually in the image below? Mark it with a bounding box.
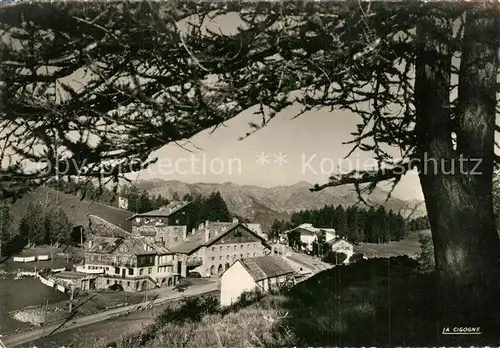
[87,236,171,255]
[7,187,133,232]
[238,256,295,282]
[127,201,191,219]
[170,222,267,254]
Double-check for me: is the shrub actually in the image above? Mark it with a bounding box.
[108,284,124,291]
[350,253,364,263]
[323,251,348,265]
[417,233,435,273]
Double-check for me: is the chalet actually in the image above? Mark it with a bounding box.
[220,256,296,306]
[327,237,354,263]
[127,201,192,246]
[82,235,180,292]
[170,217,271,278]
[289,223,336,251]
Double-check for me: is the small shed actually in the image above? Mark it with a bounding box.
[220,255,295,306]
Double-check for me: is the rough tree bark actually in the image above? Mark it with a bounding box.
[416,7,500,324]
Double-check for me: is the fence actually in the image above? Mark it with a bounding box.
[12,254,51,262]
[12,256,36,262]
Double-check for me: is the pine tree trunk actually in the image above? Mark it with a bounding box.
[416,8,500,326]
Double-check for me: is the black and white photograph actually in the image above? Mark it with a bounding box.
[0,1,499,347]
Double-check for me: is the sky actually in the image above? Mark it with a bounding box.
[132,102,425,201]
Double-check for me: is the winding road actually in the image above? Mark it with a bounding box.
[2,282,218,348]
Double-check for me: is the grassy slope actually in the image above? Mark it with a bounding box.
[92,256,499,348]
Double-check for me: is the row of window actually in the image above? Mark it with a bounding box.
[114,267,153,276]
[211,252,257,262]
[211,244,259,252]
[135,217,180,224]
[87,265,109,271]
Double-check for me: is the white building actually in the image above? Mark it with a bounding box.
[327,238,354,263]
[220,255,296,307]
[118,196,129,210]
[291,223,337,251]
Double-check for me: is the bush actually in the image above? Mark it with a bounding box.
[323,251,348,265]
[108,283,124,291]
[350,253,364,263]
[417,233,435,273]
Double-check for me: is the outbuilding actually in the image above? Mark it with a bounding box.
[220,255,295,306]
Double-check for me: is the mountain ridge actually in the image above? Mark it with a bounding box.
[130,179,427,230]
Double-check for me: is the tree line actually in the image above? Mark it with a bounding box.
[270,204,426,245]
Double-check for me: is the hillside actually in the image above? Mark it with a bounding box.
[5,187,134,233]
[130,179,427,229]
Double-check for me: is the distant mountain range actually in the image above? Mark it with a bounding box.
[131,179,427,230]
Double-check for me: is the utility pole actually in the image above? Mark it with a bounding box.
[68,287,74,313]
[43,299,48,334]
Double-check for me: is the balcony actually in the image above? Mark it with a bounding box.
[111,261,137,268]
[186,257,203,267]
[157,259,175,266]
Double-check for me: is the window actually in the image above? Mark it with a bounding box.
[220,246,222,251]
[240,245,243,249]
[212,257,215,261]
[240,254,243,258]
[145,218,150,224]
[233,246,236,250]
[219,256,222,260]
[128,269,133,276]
[226,255,229,259]
[227,246,230,251]
[212,247,215,252]
[139,269,144,275]
[114,267,119,274]
[148,268,152,274]
[127,281,130,286]
[106,279,110,285]
[176,219,180,224]
[247,244,250,249]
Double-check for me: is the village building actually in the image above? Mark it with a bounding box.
[220,255,296,306]
[170,217,271,278]
[289,223,337,251]
[243,223,267,240]
[327,237,355,263]
[81,235,180,292]
[127,201,191,246]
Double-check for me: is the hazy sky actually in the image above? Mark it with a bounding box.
[132,102,425,201]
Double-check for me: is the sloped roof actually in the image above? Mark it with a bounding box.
[239,256,295,282]
[326,237,354,246]
[88,236,171,255]
[170,222,267,254]
[244,223,264,236]
[127,200,191,219]
[88,237,122,253]
[7,187,133,232]
[293,227,317,236]
[88,215,132,238]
